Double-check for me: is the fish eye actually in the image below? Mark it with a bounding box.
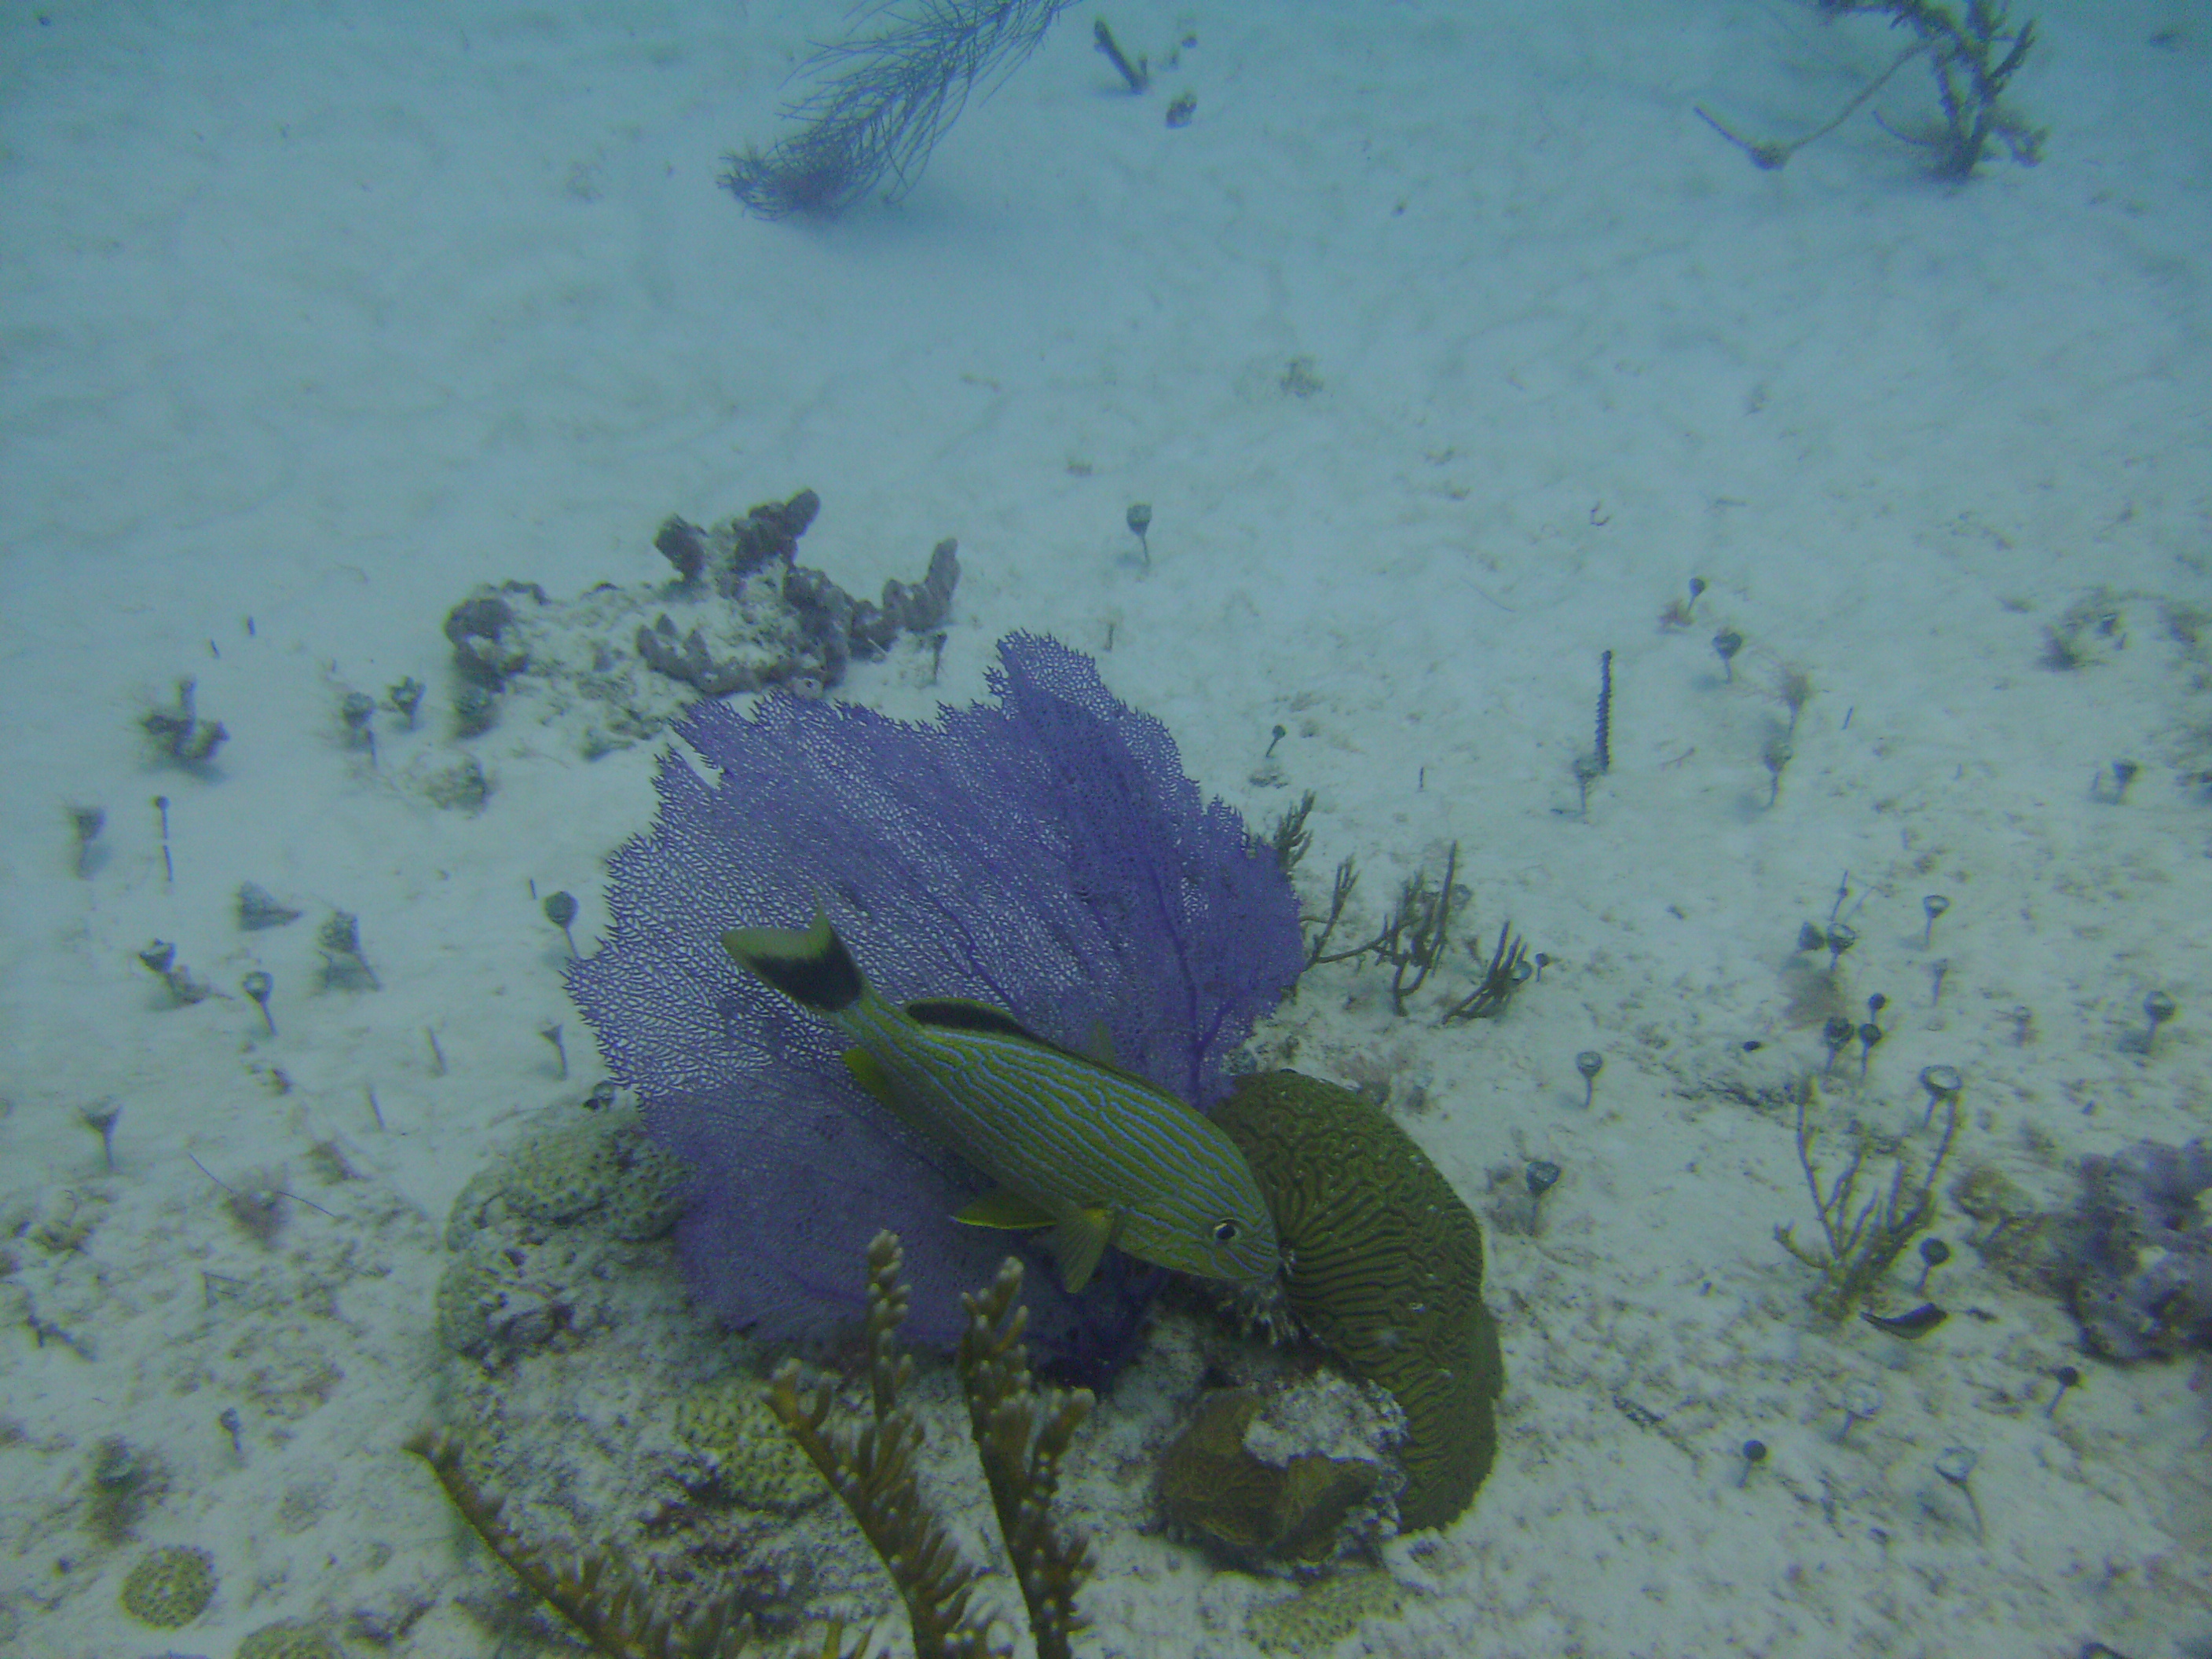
[1212,1219,1240,1243]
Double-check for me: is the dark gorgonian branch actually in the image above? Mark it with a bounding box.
[1302,855,1360,969]
[1441,920,1531,1024]
[1264,789,1317,874]
[1311,844,1459,1016]
[723,0,1077,218]
[1698,0,2041,179]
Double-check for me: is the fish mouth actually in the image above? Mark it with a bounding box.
[1218,1272,1302,1345]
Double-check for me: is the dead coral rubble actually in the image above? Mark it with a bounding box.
[436,489,958,754]
[2062,1139,2212,1361]
[636,490,958,694]
[141,676,229,766]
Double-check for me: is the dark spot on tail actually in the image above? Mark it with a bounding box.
[731,924,864,1012]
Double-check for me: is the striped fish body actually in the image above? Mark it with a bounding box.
[723,911,1280,1292]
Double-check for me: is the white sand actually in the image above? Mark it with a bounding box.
[3,0,2210,1653]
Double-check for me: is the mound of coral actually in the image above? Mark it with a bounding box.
[437,488,958,757]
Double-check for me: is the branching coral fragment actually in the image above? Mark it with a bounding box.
[1775,1077,1961,1320]
[1855,0,2043,176]
[405,1429,792,1659]
[723,0,1077,217]
[1700,0,2041,178]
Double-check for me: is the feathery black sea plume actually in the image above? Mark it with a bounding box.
[723,0,1078,218]
[566,634,1304,1383]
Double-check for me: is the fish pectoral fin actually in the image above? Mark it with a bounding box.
[1083,1020,1119,1067]
[1049,1206,1119,1294]
[954,1189,1057,1231]
[842,1048,899,1108]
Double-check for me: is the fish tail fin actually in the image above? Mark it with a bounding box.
[722,907,866,1012]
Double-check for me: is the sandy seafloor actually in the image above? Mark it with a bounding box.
[3,0,2210,1654]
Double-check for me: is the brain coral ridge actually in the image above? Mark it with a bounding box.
[1214,1070,1503,1529]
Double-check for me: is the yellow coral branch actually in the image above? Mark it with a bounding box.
[766,1232,1002,1659]
[955,1260,1095,1659]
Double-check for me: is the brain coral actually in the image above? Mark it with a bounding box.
[1215,1071,1503,1529]
[118,1544,214,1627]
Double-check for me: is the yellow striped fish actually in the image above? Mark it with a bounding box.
[721,909,1280,1294]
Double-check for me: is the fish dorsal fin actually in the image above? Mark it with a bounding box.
[903,998,1049,1045]
[907,998,1161,1090]
[954,1188,1057,1230]
[1049,1206,1119,1294]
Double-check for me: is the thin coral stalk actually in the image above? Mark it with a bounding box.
[1303,856,1361,969]
[1775,1079,1962,1320]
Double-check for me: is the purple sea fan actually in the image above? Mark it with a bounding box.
[567,632,1305,1379]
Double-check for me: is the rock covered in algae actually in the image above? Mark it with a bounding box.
[427,1103,905,1634]
[497,1113,690,1238]
[1159,1378,1406,1568]
[1214,1070,1503,1530]
[118,1544,215,1627]
[671,1379,829,1516]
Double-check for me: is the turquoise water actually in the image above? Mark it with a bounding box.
[2,2,2207,1654]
